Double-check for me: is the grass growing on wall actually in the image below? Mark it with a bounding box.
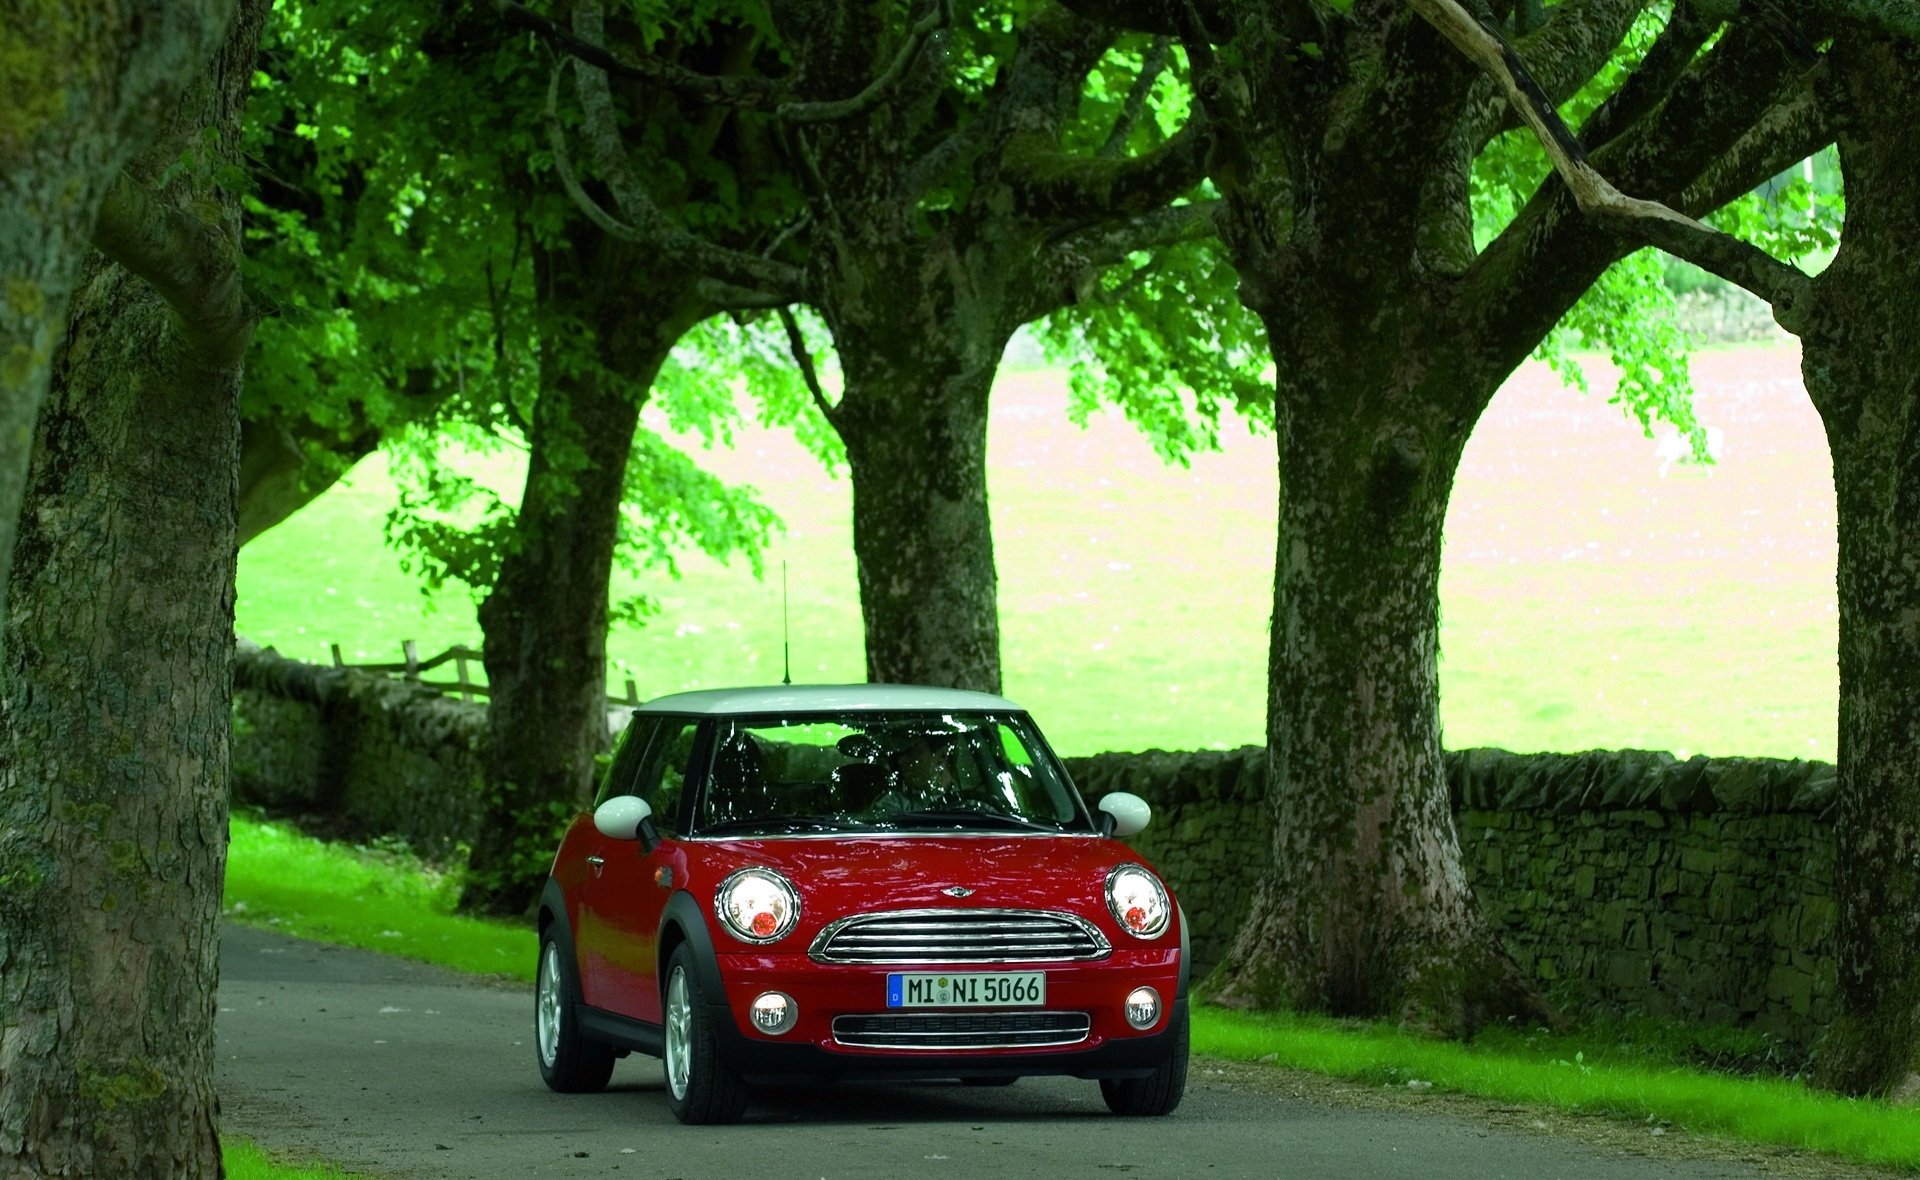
[225,815,1920,1173]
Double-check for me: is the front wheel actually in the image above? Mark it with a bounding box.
[1099,1007,1188,1117]
[662,945,750,1124]
[535,934,615,1093]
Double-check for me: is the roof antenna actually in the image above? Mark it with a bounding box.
[781,561,792,686]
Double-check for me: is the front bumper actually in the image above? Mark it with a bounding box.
[706,949,1184,1084]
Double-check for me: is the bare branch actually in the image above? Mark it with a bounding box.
[696,279,789,310]
[1576,1,1717,151]
[91,175,252,367]
[493,0,781,109]
[1007,112,1210,221]
[778,0,950,124]
[1099,37,1173,158]
[777,306,837,423]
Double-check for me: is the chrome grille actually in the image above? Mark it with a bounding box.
[832,1011,1091,1050]
[809,909,1110,964]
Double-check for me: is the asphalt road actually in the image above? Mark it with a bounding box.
[217,926,1791,1180]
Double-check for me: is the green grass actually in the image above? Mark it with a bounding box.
[224,813,532,980]
[226,815,1920,1172]
[237,349,1839,761]
[1197,1008,1920,1170]
[224,1138,369,1179]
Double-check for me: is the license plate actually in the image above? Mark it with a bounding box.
[886,971,1045,1008]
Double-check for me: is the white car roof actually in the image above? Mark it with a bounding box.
[633,683,1027,716]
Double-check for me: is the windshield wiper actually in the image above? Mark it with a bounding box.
[697,816,853,836]
[884,809,1060,832]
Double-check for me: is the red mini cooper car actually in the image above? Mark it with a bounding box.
[534,684,1188,1124]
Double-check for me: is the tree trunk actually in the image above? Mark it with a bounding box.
[1204,352,1539,1029]
[1803,35,1920,1099]
[460,250,700,916]
[835,341,1006,693]
[0,0,238,644]
[0,2,262,1165]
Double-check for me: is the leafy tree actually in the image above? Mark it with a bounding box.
[1059,0,1826,1029]
[0,0,240,639]
[0,3,267,1174]
[1468,0,1920,1097]
[537,0,1226,692]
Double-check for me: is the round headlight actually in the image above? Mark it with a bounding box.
[1105,864,1170,939]
[714,868,800,944]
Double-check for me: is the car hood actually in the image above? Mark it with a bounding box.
[685,834,1159,937]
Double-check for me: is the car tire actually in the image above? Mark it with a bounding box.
[1099,1008,1188,1117]
[662,945,750,1125]
[535,933,616,1093]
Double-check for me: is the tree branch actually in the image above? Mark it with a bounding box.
[493,0,782,109]
[778,0,950,123]
[560,1,806,298]
[1044,200,1221,278]
[777,306,837,423]
[1441,1,1818,348]
[1006,112,1211,221]
[91,174,253,367]
[1099,37,1173,157]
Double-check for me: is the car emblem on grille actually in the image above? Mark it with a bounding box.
[941,886,975,898]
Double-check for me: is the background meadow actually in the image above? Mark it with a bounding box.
[236,340,1835,760]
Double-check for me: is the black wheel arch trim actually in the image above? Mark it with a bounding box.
[660,889,729,1008]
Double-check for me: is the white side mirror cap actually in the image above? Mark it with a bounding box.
[1098,792,1151,838]
[593,795,654,841]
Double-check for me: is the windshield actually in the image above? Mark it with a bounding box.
[690,711,1093,837]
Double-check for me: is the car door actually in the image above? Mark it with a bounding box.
[575,716,703,1024]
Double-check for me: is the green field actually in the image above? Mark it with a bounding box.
[237,344,1838,759]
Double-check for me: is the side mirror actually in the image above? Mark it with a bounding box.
[593,795,656,844]
[1097,792,1151,838]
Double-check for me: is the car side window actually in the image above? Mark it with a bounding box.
[595,719,658,808]
[632,719,700,836]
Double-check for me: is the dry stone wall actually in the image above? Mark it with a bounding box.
[1064,746,1837,1046]
[232,643,1838,1043]
[233,641,487,859]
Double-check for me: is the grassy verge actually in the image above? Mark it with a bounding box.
[225,814,1920,1172]
[225,1138,368,1179]
[225,813,531,981]
[1199,1009,1920,1170]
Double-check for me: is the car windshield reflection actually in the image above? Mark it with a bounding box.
[691,711,1093,836]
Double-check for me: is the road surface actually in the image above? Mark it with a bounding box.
[216,925,1832,1180]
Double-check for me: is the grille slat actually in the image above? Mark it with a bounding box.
[809,909,1110,965]
[832,1011,1092,1050]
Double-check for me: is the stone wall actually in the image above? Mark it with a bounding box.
[232,641,487,859]
[231,644,1838,1043]
[1064,746,1838,1045]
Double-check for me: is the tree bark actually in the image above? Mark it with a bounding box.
[835,336,1008,693]
[0,3,263,1171]
[1801,34,1920,1099]
[1204,278,1542,1027]
[459,244,702,916]
[0,0,238,638]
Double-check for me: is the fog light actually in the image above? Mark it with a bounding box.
[749,991,798,1035]
[1124,986,1161,1030]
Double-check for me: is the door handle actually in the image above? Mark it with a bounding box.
[585,855,605,867]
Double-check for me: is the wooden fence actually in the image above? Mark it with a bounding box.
[328,641,644,709]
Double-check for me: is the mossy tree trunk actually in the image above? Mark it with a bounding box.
[1800,34,1920,1098]
[829,305,1013,693]
[460,243,703,916]
[0,3,265,1174]
[0,0,239,641]
[1186,3,1819,1028]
